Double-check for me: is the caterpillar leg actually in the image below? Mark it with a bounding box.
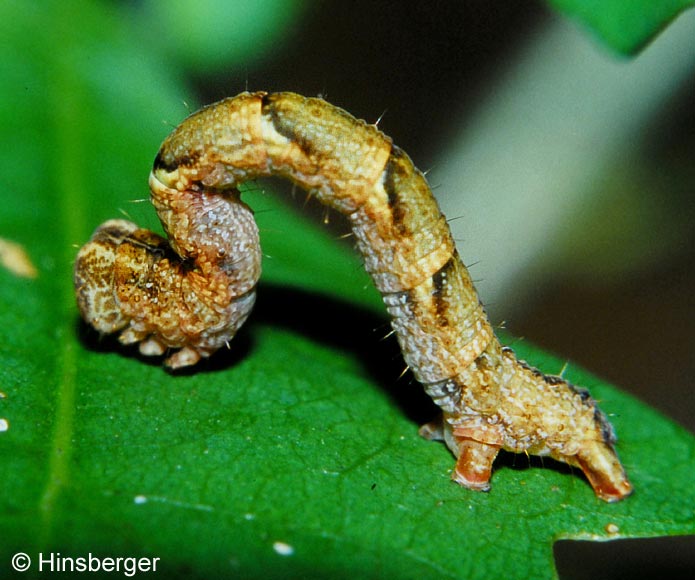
[450,439,500,491]
[165,346,204,370]
[422,414,632,500]
[116,326,201,367]
[420,418,500,492]
[554,441,633,502]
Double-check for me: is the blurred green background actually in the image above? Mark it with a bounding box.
[1,1,694,578]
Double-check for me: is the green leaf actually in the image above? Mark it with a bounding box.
[2,2,694,579]
[548,0,695,54]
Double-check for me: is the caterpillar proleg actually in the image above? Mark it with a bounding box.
[74,92,632,501]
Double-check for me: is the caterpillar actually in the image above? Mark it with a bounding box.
[74,91,632,502]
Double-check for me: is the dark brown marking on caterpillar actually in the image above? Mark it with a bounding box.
[73,91,632,502]
[261,93,317,159]
[430,255,459,327]
[153,151,179,173]
[382,147,413,235]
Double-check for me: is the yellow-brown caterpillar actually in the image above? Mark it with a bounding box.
[74,92,632,501]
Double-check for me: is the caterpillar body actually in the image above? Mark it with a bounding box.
[74,91,632,501]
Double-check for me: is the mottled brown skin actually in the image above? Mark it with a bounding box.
[74,91,632,501]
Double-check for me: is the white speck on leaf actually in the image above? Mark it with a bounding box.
[273,541,294,556]
[605,522,620,535]
[0,418,9,432]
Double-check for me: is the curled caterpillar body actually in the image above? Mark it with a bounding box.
[74,91,632,501]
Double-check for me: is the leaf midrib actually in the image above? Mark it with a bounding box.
[38,3,89,545]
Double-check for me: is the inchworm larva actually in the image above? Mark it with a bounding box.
[74,91,632,501]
